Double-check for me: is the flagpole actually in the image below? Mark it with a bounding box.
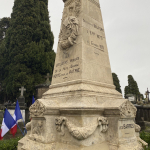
[22,119,27,134]
[16,122,24,136]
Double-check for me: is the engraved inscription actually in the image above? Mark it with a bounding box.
[118,120,135,138]
[86,29,105,51]
[87,30,103,40]
[70,57,79,62]
[83,19,104,32]
[56,60,68,67]
[83,19,105,51]
[119,124,134,130]
[91,41,104,51]
[69,68,80,74]
[53,57,80,79]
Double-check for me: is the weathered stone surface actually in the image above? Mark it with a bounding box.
[18,0,147,149]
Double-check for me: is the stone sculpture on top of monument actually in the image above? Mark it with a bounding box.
[18,0,147,149]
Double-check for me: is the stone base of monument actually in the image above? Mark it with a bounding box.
[18,81,147,150]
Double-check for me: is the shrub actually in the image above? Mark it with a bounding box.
[140,131,150,150]
[0,137,20,150]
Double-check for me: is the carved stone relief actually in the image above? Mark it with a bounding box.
[59,0,81,52]
[119,100,137,118]
[29,100,45,117]
[29,120,45,143]
[26,121,31,131]
[55,116,108,140]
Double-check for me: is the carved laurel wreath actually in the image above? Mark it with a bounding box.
[59,0,81,50]
[55,116,108,140]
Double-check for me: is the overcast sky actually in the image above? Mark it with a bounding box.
[0,0,150,97]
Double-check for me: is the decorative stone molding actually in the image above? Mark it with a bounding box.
[29,100,45,117]
[32,121,44,135]
[137,137,148,148]
[59,0,81,50]
[119,100,137,118]
[135,124,141,132]
[55,116,108,140]
[29,120,45,143]
[26,122,31,131]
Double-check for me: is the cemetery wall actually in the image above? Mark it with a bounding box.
[135,105,150,129]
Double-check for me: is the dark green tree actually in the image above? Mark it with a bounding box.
[124,86,130,99]
[140,93,144,100]
[127,75,140,100]
[112,73,122,93]
[0,17,10,44]
[0,0,55,103]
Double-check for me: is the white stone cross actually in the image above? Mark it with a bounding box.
[19,86,26,97]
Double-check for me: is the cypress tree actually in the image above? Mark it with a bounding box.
[124,86,130,99]
[0,17,10,45]
[0,0,55,102]
[127,75,140,100]
[112,73,122,94]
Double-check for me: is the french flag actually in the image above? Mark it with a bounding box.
[32,95,35,104]
[10,100,23,136]
[0,109,16,140]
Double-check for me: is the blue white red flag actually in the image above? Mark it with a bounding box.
[32,95,35,104]
[10,100,23,136]
[0,109,16,140]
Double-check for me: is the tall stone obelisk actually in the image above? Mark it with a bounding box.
[18,0,147,150]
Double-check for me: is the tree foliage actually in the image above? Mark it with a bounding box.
[0,0,55,103]
[0,17,10,44]
[112,73,122,94]
[124,75,140,100]
[124,86,130,99]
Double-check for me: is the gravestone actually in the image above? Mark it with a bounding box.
[18,0,147,149]
[35,73,52,99]
[18,86,26,106]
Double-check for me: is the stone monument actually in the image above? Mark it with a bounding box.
[18,0,147,149]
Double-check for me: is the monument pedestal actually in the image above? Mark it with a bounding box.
[18,0,147,149]
[18,81,147,150]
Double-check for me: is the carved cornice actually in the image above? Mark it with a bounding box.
[29,100,45,117]
[119,100,137,118]
[55,116,108,140]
